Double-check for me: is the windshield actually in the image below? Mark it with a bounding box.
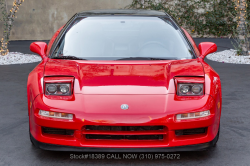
[52,17,194,60]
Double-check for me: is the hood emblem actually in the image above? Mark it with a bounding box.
[121,104,129,110]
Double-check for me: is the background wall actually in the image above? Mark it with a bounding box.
[0,0,133,40]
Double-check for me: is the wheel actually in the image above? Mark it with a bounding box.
[29,132,35,146]
[212,124,220,147]
[29,121,35,146]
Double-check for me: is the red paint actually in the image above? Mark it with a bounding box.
[44,59,204,95]
[174,77,204,84]
[199,42,217,59]
[30,42,48,59]
[28,19,221,150]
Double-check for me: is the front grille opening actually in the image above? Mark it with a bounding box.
[85,125,164,131]
[42,127,74,136]
[85,134,164,140]
[175,127,207,136]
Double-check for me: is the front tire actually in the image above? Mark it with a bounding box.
[29,132,35,146]
[29,121,35,146]
[212,125,220,147]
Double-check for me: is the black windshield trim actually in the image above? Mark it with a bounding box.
[49,13,78,58]
[115,57,178,61]
[166,14,198,59]
[52,56,87,60]
[77,9,168,17]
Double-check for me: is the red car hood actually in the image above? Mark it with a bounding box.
[44,59,204,95]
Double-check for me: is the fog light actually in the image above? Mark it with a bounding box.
[176,110,210,120]
[39,110,73,120]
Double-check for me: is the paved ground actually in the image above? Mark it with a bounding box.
[0,39,249,166]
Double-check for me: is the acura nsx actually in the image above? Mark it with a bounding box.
[27,10,221,152]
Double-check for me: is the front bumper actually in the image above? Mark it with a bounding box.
[29,94,220,150]
[30,133,217,152]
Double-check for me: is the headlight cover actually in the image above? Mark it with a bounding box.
[177,83,203,96]
[45,83,71,96]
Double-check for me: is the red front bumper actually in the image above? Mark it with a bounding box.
[29,94,220,150]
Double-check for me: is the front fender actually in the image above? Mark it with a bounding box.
[27,60,47,116]
[200,60,222,100]
[201,60,222,133]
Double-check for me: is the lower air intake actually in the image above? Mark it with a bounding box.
[42,127,74,136]
[85,134,164,140]
[175,127,207,136]
[85,125,164,131]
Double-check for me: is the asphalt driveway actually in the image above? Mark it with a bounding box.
[0,39,249,166]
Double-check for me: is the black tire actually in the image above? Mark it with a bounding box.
[29,132,35,146]
[29,122,35,146]
[212,124,220,147]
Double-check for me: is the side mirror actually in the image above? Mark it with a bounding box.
[30,42,47,59]
[198,42,217,59]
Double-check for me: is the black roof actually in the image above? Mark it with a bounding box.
[78,9,168,17]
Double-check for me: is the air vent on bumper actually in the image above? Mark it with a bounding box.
[83,125,166,140]
[42,127,74,136]
[85,125,164,131]
[85,134,164,140]
[175,127,207,136]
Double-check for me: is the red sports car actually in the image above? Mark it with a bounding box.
[28,10,221,152]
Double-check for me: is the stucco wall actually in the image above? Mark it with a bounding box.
[0,0,133,40]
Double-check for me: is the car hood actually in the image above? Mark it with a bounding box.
[44,59,204,95]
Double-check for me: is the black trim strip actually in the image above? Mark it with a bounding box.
[49,13,78,57]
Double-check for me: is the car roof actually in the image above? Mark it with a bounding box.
[77,9,169,17]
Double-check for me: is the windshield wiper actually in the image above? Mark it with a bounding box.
[116,57,177,60]
[52,56,87,60]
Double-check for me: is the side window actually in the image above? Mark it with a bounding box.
[46,25,64,56]
[181,28,200,56]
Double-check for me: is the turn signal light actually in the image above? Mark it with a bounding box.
[39,110,73,120]
[176,110,210,120]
